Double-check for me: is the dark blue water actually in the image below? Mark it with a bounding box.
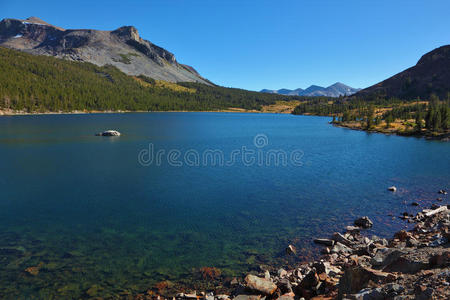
[0,113,448,298]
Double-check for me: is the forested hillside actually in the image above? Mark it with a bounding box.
[0,47,299,113]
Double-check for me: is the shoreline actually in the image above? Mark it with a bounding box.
[129,191,449,300]
[332,122,450,141]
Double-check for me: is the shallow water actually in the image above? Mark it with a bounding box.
[0,112,448,298]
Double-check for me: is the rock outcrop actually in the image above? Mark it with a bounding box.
[0,17,210,84]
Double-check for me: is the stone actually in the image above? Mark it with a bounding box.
[276,278,292,294]
[388,186,397,192]
[230,278,239,286]
[276,295,294,300]
[95,130,121,136]
[346,226,361,234]
[277,268,287,278]
[245,274,277,295]
[384,255,428,274]
[352,287,384,300]
[429,252,450,267]
[285,245,296,255]
[423,206,447,217]
[313,238,334,246]
[354,217,373,229]
[331,242,353,255]
[233,296,260,300]
[332,232,354,247]
[338,265,396,297]
[264,270,270,280]
[298,270,319,290]
[394,230,410,241]
[24,266,40,276]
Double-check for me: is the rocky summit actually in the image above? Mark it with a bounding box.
[0,17,210,84]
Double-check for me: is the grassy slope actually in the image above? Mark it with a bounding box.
[0,47,299,113]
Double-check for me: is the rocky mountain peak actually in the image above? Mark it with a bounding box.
[0,17,210,84]
[112,26,140,42]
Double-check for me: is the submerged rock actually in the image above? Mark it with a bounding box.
[95,130,121,136]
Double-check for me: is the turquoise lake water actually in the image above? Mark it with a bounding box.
[0,112,449,298]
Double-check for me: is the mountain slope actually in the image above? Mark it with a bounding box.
[0,17,210,84]
[260,82,360,97]
[0,47,300,113]
[354,45,450,100]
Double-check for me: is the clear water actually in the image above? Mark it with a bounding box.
[0,113,448,298]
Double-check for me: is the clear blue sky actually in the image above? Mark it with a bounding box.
[1,0,449,91]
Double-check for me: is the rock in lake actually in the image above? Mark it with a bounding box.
[95,130,121,136]
[388,186,397,192]
[354,216,373,228]
[285,244,296,255]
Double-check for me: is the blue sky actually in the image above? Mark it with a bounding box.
[1,0,449,91]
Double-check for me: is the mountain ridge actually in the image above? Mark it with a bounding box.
[0,17,210,84]
[353,45,450,100]
[261,82,360,97]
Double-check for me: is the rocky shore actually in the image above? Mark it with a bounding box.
[332,122,450,142]
[133,197,449,300]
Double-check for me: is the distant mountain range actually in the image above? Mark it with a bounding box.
[261,82,361,97]
[354,45,450,100]
[0,17,210,84]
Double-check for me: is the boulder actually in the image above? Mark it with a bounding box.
[332,232,354,247]
[277,278,292,294]
[95,130,121,136]
[331,242,353,255]
[354,217,373,229]
[245,274,277,295]
[313,239,334,247]
[338,265,396,297]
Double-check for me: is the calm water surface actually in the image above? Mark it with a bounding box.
[0,113,448,298]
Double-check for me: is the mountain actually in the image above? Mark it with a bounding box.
[260,83,360,97]
[0,47,300,113]
[354,45,450,100]
[0,17,210,84]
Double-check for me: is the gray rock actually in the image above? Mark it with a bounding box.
[244,274,277,295]
[388,186,397,192]
[331,242,353,254]
[313,238,334,246]
[276,278,292,294]
[96,130,121,136]
[277,268,287,278]
[370,248,405,267]
[353,287,384,300]
[354,216,373,228]
[332,232,354,247]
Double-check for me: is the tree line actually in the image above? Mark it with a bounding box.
[0,47,301,113]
